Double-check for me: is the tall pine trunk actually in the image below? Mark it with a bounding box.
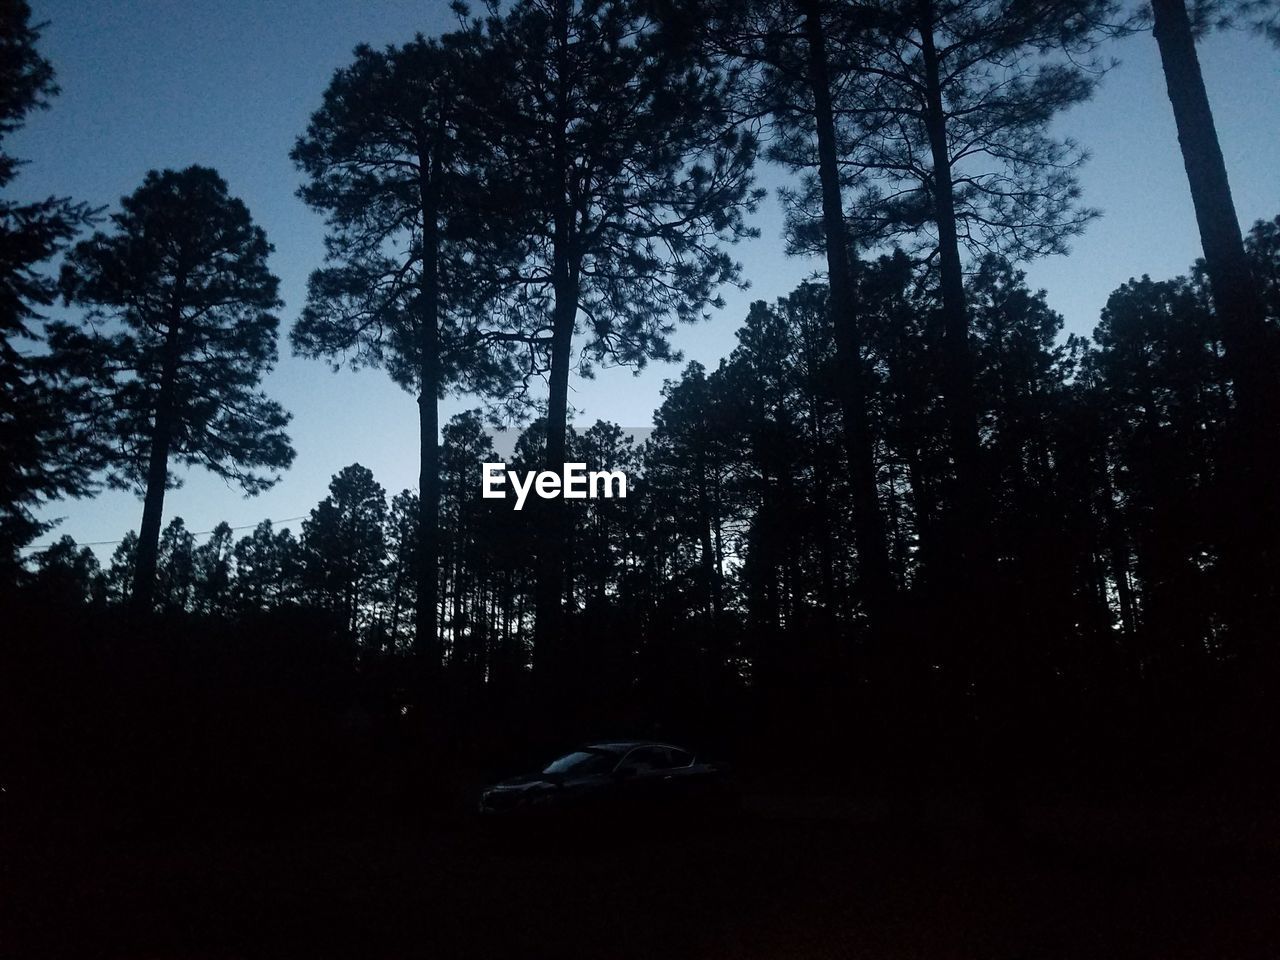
[417,385,440,661]
[800,0,894,631]
[1151,0,1275,648]
[131,306,183,614]
[1151,0,1269,420]
[918,0,982,575]
[918,1,1016,824]
[533,281,575,674]
[696,440,721,621]
[416,113,444,668]
[533,0,575,677]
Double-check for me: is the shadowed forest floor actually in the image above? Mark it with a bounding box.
[5,786,1279,959]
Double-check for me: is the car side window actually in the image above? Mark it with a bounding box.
[620,746,664,772]
[665,748,692,768]
[647,747,677,769]
[636,746,692,770]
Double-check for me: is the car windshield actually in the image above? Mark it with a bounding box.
[542,749,617,776]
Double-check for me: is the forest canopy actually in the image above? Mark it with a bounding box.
[3,0,1279,776]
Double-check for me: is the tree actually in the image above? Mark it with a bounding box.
[301,464,388,638]
[383,491,419,654]
[788,0,1113,599]
[1080,214,1280,666]
[795,0,896,629]
[232,520,301,613]
[191,521,234,617]
[292,31,519,664]
[438,410,500,675]
[27,534,99,604]
[50,167,294,613]
[1249,0,1280,42]
[1148,0,1278,644]
[477,0,761,665]
[1171,1,1280,42]
[966,256,1114,676]
[685,0,898,629]
[100,531,138,605]
[1089,271,1229,664]
[755,0,900,630]
[154,517,197,614]
[574,420,645,614]
[0,0,97,570]
[647,363,739,623]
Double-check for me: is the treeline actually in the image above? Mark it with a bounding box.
[25,223,1280,754]
[4,0,1280,778]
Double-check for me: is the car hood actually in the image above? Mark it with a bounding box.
[487,773,558,791]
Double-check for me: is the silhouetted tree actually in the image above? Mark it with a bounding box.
[51,167,293,613]
[438,410,500,677]
[100,531,138,605]
[292,31,518,664]
[192,521,234,617]
[0,0,96,569]
[383,491,419,654]
[28,534,99,604]
[573,420,644,614]
[689,0,898,632]
[1148,0,1278,646]
[232,520,301,614]
[1172,0,1280,39]
[301,464,388,638]
[477,0,761,667]
[790,0,1113,605]
[154,517,197,614]
[966,256,1113,683]
[1249,0,1280,42]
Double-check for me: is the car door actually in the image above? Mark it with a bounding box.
[649,746,701,808]
[614,746,668,809]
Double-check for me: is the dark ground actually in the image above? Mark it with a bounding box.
[4,782,1279,960]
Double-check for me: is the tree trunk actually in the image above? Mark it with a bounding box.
[1151,0,1268,421]
[799,0,895,630]
[695,433,721,621]
[417,386,440,660]
[1100,460,1138,639]
[416,114,445,669]
[389,555,404,654]
[918,0,983,578]
[1151,0,1276,649]
[131,309,183,614]
[534,281,575,673]
[918,2,1013,824]
[534,0,576,678]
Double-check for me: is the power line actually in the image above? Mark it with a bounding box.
[21,515,309,552]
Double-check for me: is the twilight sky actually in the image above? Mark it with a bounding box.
[14,0,1280,557]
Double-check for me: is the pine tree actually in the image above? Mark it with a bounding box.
[784,0,1115,599]
[476,0,761,667]
[1149,0,1278,648]
[301,464,388,639]
[292,31,520,664]
[383,491,420,654]
[192,521,234,617]
[154,517,197,614]
[232,520,302,614]
[27,535,99,604]
[690,0,899,630]
[50,167,294,613]
[101,532,138,605]
[0,0,97,569]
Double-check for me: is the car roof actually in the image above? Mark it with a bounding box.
[584,740,686,754]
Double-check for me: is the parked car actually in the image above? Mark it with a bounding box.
[478,741,735,819]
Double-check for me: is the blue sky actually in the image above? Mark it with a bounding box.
[13,1,1280,557]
